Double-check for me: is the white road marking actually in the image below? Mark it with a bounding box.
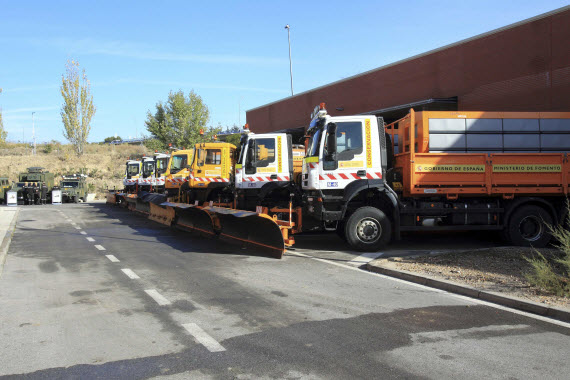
[144,289,171,306]
[94,245,106,251]
[74,227,82,230]
[106,255,120,262]
[121,268,140,279]
[71,222,77,226]
[80,231,87,235]
[86,237,95,242]
[288,251,570,329]
[347,252,384,266]
[182,323,226,352]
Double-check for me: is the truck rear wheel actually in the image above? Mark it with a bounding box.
[344,206,391,251]
[508,205,552,247]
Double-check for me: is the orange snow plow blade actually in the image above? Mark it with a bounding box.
[203,206,286,259]
[124,193,138,212]
[165,202,216,237]
[106,191,117,205]
[149,202,175,226]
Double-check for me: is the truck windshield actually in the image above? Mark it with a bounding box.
[61,182,79,188]
[157,158,169,174]
[307,127,322,157]
[142,161,155,176]
[127,164,139,176]
[170,155,187,173]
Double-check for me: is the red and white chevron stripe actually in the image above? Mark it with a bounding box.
[155,178,165,185]
[318,172,383,181]
[167,178,188,184]
[242,175,290,182]
[123,179,138,185]
[189,174,230,183]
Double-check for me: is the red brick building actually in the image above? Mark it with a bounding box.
[246,6,570,136]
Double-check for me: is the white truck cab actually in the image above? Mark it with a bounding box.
[302,104,385,192]
[236,126,293,190]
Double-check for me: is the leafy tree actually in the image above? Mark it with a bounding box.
[103,136,122,143]
[145,90,216,150]
[220,124,242,147]
[60,59,96,156]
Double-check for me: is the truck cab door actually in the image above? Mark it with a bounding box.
[321,118,383,190]
[241,136,287,189]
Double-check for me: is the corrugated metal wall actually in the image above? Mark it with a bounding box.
[246,8,570,134]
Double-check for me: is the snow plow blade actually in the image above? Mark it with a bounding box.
[135,192,167,216]
[141,193,172,225]
[164,202,216,237]
[204,206,285,259]
[124,194,138,211]
[106,191,117,205]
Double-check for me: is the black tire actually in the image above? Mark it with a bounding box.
[507,205,552,247]
[344,206,391,251]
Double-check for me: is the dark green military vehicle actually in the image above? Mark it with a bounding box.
[15,167,56,205]
[0,177,12,204]
[60,174,88,203]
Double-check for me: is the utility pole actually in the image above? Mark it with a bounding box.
[32,112,36,155]
[285,24,294,96]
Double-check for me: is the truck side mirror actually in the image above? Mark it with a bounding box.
[325,123,337,161]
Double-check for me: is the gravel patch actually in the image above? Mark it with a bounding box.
[376,246,569,310]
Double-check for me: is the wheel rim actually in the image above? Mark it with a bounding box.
[356,217,381,243]
[518,215,543,242]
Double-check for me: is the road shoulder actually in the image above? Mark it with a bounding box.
[0,207,19,278]
[367,257,570,323]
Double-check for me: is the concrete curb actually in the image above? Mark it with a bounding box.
[366,261,570,323]
[0,208,20,279]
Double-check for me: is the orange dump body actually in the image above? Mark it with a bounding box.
[386,110,570,199]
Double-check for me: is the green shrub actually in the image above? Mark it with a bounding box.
[525,202,570,297]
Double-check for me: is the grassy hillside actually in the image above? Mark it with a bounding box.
[0,142,151,199]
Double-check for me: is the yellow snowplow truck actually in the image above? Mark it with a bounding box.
[164,148,194,199]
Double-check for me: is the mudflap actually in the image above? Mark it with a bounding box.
[203,206,285,259]
[164,202,216,237]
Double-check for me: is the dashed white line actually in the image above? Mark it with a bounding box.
[86,237,95,242]
[105,255,120,262]
[347,252,384,266]
[74,227,82,230]
[94,245,106,251]
[71,222,77,226]
[80,231,87,235]
[144,289,171,306]
[121,268,140,279]
[182,323,226,352]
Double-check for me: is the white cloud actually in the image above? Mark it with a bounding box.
[8,37,285,65]
[2,106,59,114]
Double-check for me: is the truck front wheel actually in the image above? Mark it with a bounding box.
[344,206,391,251]
[508,205,552,247]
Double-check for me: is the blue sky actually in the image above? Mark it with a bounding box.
[1,0,568,143]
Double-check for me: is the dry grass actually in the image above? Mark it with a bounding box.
[0,142,151,199]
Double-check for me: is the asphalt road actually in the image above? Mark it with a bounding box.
[0,203,569,379]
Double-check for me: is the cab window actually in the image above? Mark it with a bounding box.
[205,149,221,165]
[336,122,363,161]
[245,138,275,174]
[127,164,140,176]
[170,155,187,173]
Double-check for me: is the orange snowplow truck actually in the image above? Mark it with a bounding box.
[302,105,570,251]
